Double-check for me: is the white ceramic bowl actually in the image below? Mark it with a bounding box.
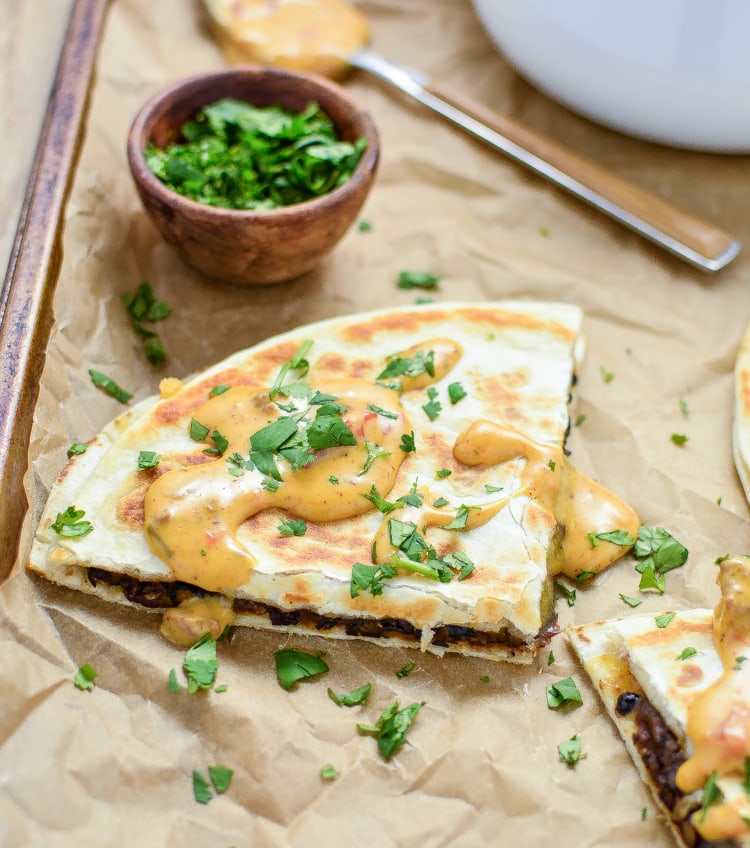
[472,0,750,152]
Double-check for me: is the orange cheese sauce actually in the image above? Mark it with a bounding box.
[145,379,409,592]
[676,556,750,841]
[452,419,639,578]
[205,0,370,79]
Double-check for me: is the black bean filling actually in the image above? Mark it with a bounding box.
[629,694,722,848]
[87,567,557,652]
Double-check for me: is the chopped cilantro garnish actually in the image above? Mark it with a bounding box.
[278,517,307,536]
[594,529,635,547]
[677,647,698,661]
[400,431,416,453]
[88,369,132,404]
[554,579,576,607]
[208,765,233,795]
[436,468,451,478]
[275,648,329,690]
[144,100,366,211]
[193,771,213,804]
[639,564,666,593]
[189,418,210,442]
[357,219,372,232]
[51,505,93,538]
[350,562,397,597]
[548,651,555,666]
[634,526,688,592]
[558,735,585,767]
[377,350,435,382]
[620,594,643,608]
[671,433,688,447]
[209,385,230,396]
[123,281,171,365]
[699,772,722,822]
[484,484,503,493]
[396,661,415,679]
[600,366,615,383]
[422,386,442,421]
[655,612,676,629]
[168,669,180,693]
[361,440,391,474]
[357,700,424,761]
[137,450,160,470]
[447,382,467,404]
[546,677,583,709]
[67,442,88,457]
[679,398,689,417]
[183,633,218,694]
[327,682,372,707]
[574,413,586,427]
[433,497,449,508]
[480,675,490,684]
[367,404,399,419]
[269,340,313,401]
[440,504,477,530]
[73,663,96,691]
[397,270,440,290]
[320,764,339,780]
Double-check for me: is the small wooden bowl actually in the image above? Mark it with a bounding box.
[127,67,379,286]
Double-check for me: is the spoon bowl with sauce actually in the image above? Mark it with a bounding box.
[127,65,379,286]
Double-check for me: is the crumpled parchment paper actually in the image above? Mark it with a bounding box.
[3,1,750,846]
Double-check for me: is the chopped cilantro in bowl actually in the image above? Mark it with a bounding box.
[144,98,367,211]
[127,67,380,286]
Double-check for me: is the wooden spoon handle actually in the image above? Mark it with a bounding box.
[420,78,740,271]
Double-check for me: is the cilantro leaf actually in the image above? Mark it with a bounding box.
[278,517,307,536]
[558,735,585,767]
[208,765,233,794]
[699,772,722,822]
[447,382,467,404]
[269,340,313,400]
[67,442,88,457]
[595,529,635,546]
[327,682,372,707]
[620,594,643,608]
[320,764,339,780]
[422,386,442,421]
[193,770,213,804]
[51,505,93,538]
[634,526,688,576]
[546,677,583,709]
[554,579,576,607]
[397,270,440,290]
[275,648,329,690]
[654,613,675,629]
[89,369,132,403]
[137,450,160,470]
[73,663,96,691]
[306,414,356,450]
[399,431,416,453]
[350,562,397,597]
[357,700,424,761]
[396,661,415,678]
[183,633,218,694]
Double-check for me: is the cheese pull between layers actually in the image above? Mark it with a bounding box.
[677,555,750,842]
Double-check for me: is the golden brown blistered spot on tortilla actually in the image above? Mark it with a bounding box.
[627,618,712,649]
[675,663,704,688]
[341,311,428,344]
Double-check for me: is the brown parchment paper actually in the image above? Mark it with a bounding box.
[3,1,750,846]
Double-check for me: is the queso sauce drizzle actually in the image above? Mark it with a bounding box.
[208,0,371,79]
[676,556,750,841]
[452,419,639,578]
[144,379,410,593]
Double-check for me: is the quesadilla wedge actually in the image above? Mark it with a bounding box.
[568,555,750,848]
[29,302,638,661]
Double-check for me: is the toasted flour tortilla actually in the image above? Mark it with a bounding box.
[29,301,637,661]
[734,321,750,502]
[568,559,750,848]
